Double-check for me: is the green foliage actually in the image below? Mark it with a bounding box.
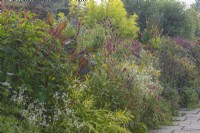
[0,10,71,102]
[192,0,200,11]
[158,38,200,109]
[158,39,196,89]
[191,2,200,37]
[161,85,180,115]
[179,87,199,108]
[68,82,133,133]
[141,95,172,128]
[1,1,200,132]
[0,9,133,132]
[123,0,163,32]
[183,9,196,39]
[142,25,162,51]
[0,114,41,133]
[84,0,139,38]
[161,1,193,39]
[192,45,200,68]
[123,0,196,39]
[90,42,172,129]
[191,45,200,97]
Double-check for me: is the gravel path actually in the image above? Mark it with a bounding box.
[151,108,200,133]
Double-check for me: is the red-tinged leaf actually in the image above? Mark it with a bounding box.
[55,22,67,37]
[69,50,78,62]
[24,9,28,19]
[75,57,88,76]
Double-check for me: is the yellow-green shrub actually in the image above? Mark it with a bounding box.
[84,0,139,38]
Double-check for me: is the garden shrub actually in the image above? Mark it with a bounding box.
[84,0,139,38]
[142,22,162,51]
[123,0,196,39]
[1,1,200,132]
[194,87,200,99]
[0,79,134,132]
[172,37,194,50]
[117,56,172,128]
[192,45,200,67]
[191,45,200,96]
[158,38,199,108]
[161,84,180,115]
[73,30,173,130]
[0,82,41,132]
[141,95,172,128]
[179,87,199,108]
[0,9,134,132]
[0,114,41,133]
[159,38,196,89]
[9,81,133,133]
[93,40,172,129]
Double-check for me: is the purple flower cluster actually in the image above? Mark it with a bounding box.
[171,37,194,50]
[131,40,142,57]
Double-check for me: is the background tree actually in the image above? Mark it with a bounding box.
[191,0,200,38]
[123,0,196,39]
[123,0,162,32]
[194,0,200,11]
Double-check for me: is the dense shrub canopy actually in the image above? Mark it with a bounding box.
[84,0,139,38]
[123,0,198,39]
[1,0,200,132]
